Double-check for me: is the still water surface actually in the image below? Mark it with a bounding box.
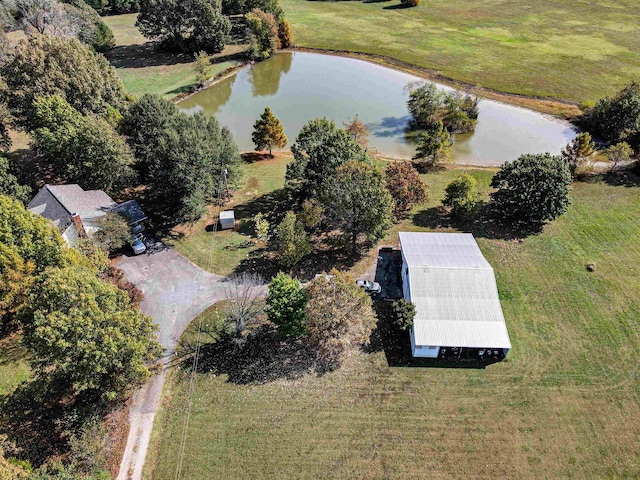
[179,52,576,165]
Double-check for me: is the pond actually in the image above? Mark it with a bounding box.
[179,52,577,166]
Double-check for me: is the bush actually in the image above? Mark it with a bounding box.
[391,299,415,331]
[490,153,571,230]
[265,272,307,338]
[385,161,429,218]
[442,174,481,216]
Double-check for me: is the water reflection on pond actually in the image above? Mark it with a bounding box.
[179,52,576,165]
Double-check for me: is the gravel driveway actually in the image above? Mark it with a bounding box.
[116,238,226,480]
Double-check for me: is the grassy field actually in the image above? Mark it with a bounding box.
[102,14,246,99]
[146,166,640,479]
[282,0,640,103]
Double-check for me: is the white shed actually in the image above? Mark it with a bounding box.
[219,210,235,230]
[399,232,512,360]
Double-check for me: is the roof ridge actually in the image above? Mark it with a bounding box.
[44,184,74,216]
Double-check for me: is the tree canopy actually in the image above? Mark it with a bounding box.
[320,161,393,253]
[20,265,161,400]
[286,117,368,199]
[384,161,429,218]
[442,174,481,216]
[265,272,307,338]
[0,155,30,205]
[0,35,128,129]
[490,153,571,230]
[252,106,287,155]
[275,211,311,268]
[412,120,452,166]
[561,132,596,177]
[136,0,231,53]
[305,270,376,362]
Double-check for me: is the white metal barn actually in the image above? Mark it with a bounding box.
[399,232,512,361]
[219,210,235,230]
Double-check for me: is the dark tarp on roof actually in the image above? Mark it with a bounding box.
[111,200,148,224]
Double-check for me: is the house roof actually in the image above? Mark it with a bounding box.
[111,200,148,224]
[399,232,512,349]
[46,185,116,221]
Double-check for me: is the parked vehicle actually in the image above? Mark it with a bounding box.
[130,233,146,255]
[356,279,381,294]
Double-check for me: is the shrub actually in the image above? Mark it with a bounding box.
[385,161,429,218]
[442,174,481,216]
[276,212,311,268]
[265,272,307,338]
[391,299,415,331]
[490,153,571,230]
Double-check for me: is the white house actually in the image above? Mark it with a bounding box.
[399,232,512,361]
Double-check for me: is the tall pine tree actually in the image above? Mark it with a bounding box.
[252,106,287,156]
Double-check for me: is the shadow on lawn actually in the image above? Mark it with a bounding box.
[412,202,542,241]
[180,325,331,384]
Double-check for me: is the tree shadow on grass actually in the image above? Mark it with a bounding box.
[180,325,331,384]
[412,203,542,241]
[587,169,640,188]
[382,3,414,9]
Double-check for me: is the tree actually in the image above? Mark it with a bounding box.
[33,99,136,194]
[412,120,452,166]
[561,132,596,177]
[276,211,311,268]
[221,272,264,344]
[0,155,30,204]
[92,212,131,253]
[320,161,393,253]
[0,244,34,329]
[391,298,415,331]
[490,153,571,230]
[252,106,287,156]
[247,8,279,60]
[0,100,10,153]
[442,174,481,216]
[145,111,242,224]
[253,212,270,241]
[305,270,376,362]
[406,81,478,133]
[343,114,369,151]
[286,117,368,199]
[298,199,323,229]
[136,0,231,53]
[278,18,292,48]
[384,161,429,217]
[16,0,77,37]
[605,141,633,172]
[584,81,640,148]
[120,94,183,180]
[0,195,66,272]
[20,265,161,400]
[194,50,210,86]
[0,35,127,129]
[265,272,306,338]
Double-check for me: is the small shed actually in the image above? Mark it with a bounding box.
[219,210,235,230]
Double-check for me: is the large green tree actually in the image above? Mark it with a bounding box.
[490,153,571,230]
[136,0,231,53]
[286,117,368,199]
[247,8,279,60]
[320,161,393,253]
[20,265,161,400]
[0,35,127,130]
[0,155,30,204]
[412,120,452,166]
[265,272,307,338]
[585,81,640,149]
[32,96,135,194]
[305,270,376,362]
[406,81,478,133]
[252,106,287,156]
[146,111,242,224]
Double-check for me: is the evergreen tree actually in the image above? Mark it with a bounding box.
[276,211,311,268]
[561,132,596,177]
[412,120,452,166]
[265,272,307,338]
[252,106,287,156]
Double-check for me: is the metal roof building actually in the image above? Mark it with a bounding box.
[399,232,512,359]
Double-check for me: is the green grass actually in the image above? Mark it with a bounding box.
[147,166,640,479]
[0,334,31,396]
[281,0,640,102]
[166,154,290,276]
[102,14,245,99]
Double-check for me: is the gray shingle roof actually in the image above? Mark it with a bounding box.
[111,200,148,224]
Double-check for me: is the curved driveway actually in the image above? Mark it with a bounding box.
[116,239,226,480]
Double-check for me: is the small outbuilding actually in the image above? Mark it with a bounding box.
[219,210,235,230]
[399,232,512,362]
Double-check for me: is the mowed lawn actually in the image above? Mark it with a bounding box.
[0,334,30,397]
[166,154,290,276]
[282,0,640,102]
[146,168,640,479]
[102,14,245,99]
